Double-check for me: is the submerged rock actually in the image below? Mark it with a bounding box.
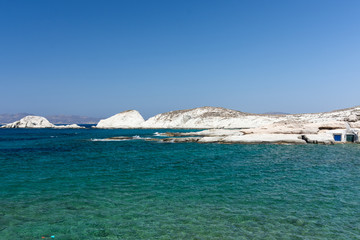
[96,110,145,128]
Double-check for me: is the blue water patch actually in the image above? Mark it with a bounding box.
[0,129,360,239]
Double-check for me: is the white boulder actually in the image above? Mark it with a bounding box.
[1,116,55,128]
[96,110,145,128]
[346,114,359,122]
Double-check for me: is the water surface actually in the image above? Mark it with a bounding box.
[0,129,359,239]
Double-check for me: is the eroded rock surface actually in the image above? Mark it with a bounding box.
[96,110,145,128]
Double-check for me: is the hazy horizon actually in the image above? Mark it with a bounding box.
[1,1,359,118]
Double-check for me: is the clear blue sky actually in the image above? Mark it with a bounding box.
[1,0,359,118]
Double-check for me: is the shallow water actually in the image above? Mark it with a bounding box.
[0,129,360,239]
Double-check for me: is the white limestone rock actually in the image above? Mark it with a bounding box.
[192,129,244,136]
[346,114,359,122]
[241,122,319,135]
[141,106,360,129]
[167,129,244,137]
[96,110,145,128]
[197,136,226,143]
[220,134,306,144]
[142,107,278,129]
[350,122,360,128]
[1,116,86,129]
[302,134,335,144]
[1,116,55,128]
[55,124,85,129]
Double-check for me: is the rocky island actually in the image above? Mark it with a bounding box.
[1,116,84,129]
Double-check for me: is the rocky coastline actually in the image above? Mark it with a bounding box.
[97,106,360,144]
[2,106,360,144]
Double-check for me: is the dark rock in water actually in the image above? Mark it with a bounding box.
[161,137,200,143]
[164,132,187,137]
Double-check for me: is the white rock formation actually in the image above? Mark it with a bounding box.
[55,124,84,129]
[301,134,335,144]
[141,106,360,129]
[1,116,56,128]
[93,105,360,144]
[96,110,145,128]
[142,107,278,129]
[151,117,360,144]
[221,134,306,144]
[1,116,85,129]
[93,106,360,129]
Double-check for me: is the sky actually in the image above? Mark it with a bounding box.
[0,0,359,119]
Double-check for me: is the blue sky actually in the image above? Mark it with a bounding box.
[1,0,359,118]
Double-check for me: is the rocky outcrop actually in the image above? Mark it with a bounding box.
[54,124,85,129]
[142,106,360,129]
[142,106,278,129]
[96,110,145,128]
[1,116,84,129]
[90,105,360,144]
[1,116,55,128]
[94,106,360,129]
[135,120,359,145]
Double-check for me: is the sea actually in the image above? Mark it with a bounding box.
[0,127,360,239]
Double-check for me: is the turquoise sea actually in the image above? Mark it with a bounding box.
[0,128,360,239]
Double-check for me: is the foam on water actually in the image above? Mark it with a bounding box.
[153,132,166,137]
[91,138,130,141]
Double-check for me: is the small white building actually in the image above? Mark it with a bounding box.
[331,127,359,143]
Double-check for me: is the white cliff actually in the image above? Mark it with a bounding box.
[96,110,145,129]
[1,116,84,129]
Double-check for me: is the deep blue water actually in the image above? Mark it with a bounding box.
[0,128,360,239]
